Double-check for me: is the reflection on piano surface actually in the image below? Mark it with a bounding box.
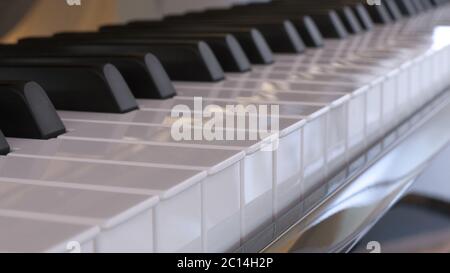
[0,0,449,253]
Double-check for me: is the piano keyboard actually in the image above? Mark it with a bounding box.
[0,0,450,253]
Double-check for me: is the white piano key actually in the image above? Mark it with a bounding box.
[253,63,390,78]
[418,54,432,107]
[174,79,358,93]
[59,109,187,126]
[347,87,368,158]
[0,179,158,252]
[155,183,203,252]
[303,48,411,60]
[273,127,302,218]
[0,156,210,253]
[138,98,330,218]
[265,54,402,71]
[326,96,350,177]
[365,77,383,146]
[7,138,243,173]
[152,99,316,224]
[435,46,450,94]
[174,80,372,158]
[6,138,244,252]
[61,120,270,152]
[102,99,313,240]
[226,70,377,85]
[170,88,354,219]
[442,46,449,91]
[288,50,412,67]
[411,55,427,109]
[0,214,99,253]
[228,69,384,174]
[0,156,205,196]
[441,45,450,88]
[428,50,438,96]
[277,56,403,70]
[223,49,433,150]
[153,89,358,205]
[173,80,370,164]
[138,97,323,118]
[397,62,412,122]
[274,52,412,68]
[60,119,274,252]
[440,46,448,91]
[201,162,241,252]
[63,123,273,247]
[58,109,301,134]
[302,107,328,195]
[381,70,400,133]
[432,48,445,94]
[430,48,445,96]
[446,46,450,88]
[240,145,273,240]
[61,95,308,238]
[59,108,305,229]
[423,51,436,99]
[178,78,365,162]
[176,87,345,105]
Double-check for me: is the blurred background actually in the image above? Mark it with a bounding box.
[0,0,271,43]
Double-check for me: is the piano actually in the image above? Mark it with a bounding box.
[0,0,449,253]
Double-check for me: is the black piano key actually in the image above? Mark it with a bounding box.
[224,28,274,64]
[352,3,375,30]
[196,8,348,38]
[0,81,66,139]
[383,0,404,20]
[134,19,305,53]
[180,11,325,47]
[307,5,363,34]
[233,20,305,53]
[430,0,448,5]
[411,0,426,11]
[0,46,175,99]
[16,40,225,82]
[338,6,363,34]
[101,25,274,64]
[160,8,349,39]
[0,60,137,113]
[310,11,349,38]
[430,0,443,6]
[0,130,10,155]
[54,31,251,73]
[234,3,357,36]
[297,16,324,47]
[365,3,394,23]
[420,0,433,9]
[395,0,418,15]
[207,15,325,47]
[130,0,350,40]
[226,1,355,36]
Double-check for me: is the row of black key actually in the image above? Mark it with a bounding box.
[0,0,448,155]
